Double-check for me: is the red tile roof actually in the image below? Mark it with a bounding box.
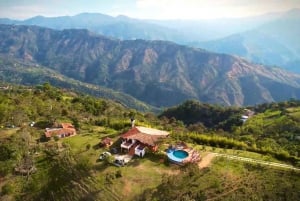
[102,137,113,145]
[61,123,75,129]
[45,123,76,138]
[121,126,169,146]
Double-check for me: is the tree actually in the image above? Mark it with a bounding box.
[0,145,12,161]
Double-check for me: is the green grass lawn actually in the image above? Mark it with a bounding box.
[97,157,179,201]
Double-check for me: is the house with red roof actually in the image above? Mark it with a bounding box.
[44,123,76,139]
[100,137,113,147]
[120,126,169,157]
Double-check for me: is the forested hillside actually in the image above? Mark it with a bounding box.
[0,83,154,130]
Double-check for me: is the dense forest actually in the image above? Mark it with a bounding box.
[1,83,300,200]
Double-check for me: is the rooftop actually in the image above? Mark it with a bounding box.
[121,126,169,146]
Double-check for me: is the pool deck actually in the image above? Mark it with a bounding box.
[167,147,200,165]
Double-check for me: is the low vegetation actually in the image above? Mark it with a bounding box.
[136,159,300,201]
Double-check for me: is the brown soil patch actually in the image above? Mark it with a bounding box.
[123,179,132,195]
[198,153,216,169]
[135,162,180,175]
[154,166,180,175]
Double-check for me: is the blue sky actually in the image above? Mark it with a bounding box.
[0,0,299,20]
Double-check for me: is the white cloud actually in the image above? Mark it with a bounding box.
[0,5,49,19]
[0,0,299,20]
[135,0,300,19]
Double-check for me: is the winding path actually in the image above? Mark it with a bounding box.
[198,152,300,171]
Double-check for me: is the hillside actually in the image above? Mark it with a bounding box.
[1,85,300,201]
[1,24,300,107]
[160,99,300,162]
[0,57,157,112]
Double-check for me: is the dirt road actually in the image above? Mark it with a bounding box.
[198,152,300,171]
[198,153,217,169]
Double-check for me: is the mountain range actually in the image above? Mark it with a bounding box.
[1,9,299,73]
[198,9,300,73]
[1,24,300,108]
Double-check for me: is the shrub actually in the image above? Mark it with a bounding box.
[0,145,12,161]
[115,170,122,178]
[2,183,14,195]
[53,136,59,141]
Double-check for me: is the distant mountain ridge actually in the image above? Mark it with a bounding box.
[1,9,299,73]
[0,10,292,42]
[0,13,185,42]
[1,24,300,107]
[197,9,300,72]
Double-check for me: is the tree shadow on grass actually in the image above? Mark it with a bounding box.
[78,190,104,201]
[92,143,100,150]
[145,152,169,166]
[94,162,109,172]
[127,158,141,167]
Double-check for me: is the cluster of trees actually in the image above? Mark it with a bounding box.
[0,83,146,130]
[160,100,243,131]
[252,99,300,113]
[0,127,37,178]
[176,132,248,150]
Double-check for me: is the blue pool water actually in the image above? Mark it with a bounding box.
[167,150,189,163]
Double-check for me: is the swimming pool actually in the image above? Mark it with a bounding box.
[167,149,189,163]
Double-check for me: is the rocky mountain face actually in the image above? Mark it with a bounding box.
[1,24,300,107]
